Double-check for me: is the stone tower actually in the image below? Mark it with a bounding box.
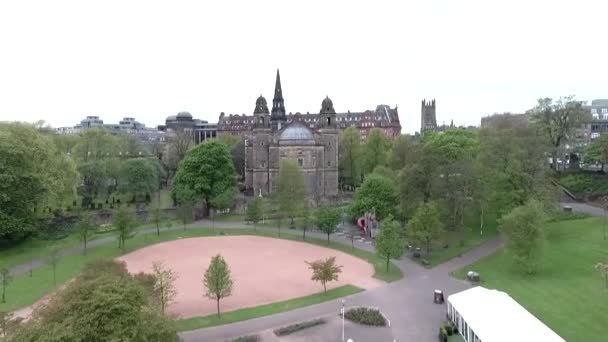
[270,69,286,130]
[421,99,437,134]
[253,95,270,129]
[319,96,337,128]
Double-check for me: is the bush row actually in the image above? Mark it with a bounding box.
[273,318,326,336]
[344,307,386,326]
[226,335,259,342]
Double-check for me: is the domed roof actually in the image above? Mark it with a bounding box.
[176,111,192,118]
[254,94,269,114]
[279,123,315,145]
[320,96,336,114]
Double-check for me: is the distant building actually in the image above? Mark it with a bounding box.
[56,116,165,142]
[579,99,608,143]
[420,99,437,134]
[159,112,217,144]
[218,91,401,141]
[244,70,338,199]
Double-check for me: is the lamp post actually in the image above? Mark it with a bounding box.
[341,299,346,342]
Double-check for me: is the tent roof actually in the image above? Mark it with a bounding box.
[448,287,565,342]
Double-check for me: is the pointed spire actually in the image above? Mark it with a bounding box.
[271,69,286,122]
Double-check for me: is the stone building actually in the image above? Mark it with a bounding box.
[420,99,437,134]
[218,83,401,141]
[244,70,338,199]
[159,111,217,144]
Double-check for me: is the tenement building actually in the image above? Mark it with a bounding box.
[244,70,338,199]
[218,80,401,141]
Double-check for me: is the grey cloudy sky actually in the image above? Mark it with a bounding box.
[0,0,606,133]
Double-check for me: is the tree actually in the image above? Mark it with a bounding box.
[375,216,405,272]
[349,173,398,221]
[245,197,262,232]
[316,207,341,244]
[203,255,233,317]
[210,187,235,229]
[584,135,608,171]
[595,262,608,289]
[388,135,416,171]
[217,135,245,180]
[48,249,60,286]
[499,200,547,274]
[113,207,136,251]
[339,127,362,187]
[361,128,391,175]
[78,161,108,209]
[8,263,179,341]
[0,267,11,303]
[172,141,236,218]
[162,127,193,179]
[276,160,307,227]
[77,211,96,255]
[305,256,342,293]
[118,158,159,203]
[150,206,168,236]
[152,261,178,315]
[407,202,444,254]
[528,96,589,171]
[72,128,118,162]
[0,123,78,241]
[298,201,312,240]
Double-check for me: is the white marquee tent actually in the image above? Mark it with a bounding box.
[447,287,565,342]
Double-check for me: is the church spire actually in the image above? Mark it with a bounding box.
[271,69,286,121]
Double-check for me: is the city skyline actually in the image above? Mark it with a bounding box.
[1,0,606,133]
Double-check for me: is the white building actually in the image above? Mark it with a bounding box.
[447,287,565,342]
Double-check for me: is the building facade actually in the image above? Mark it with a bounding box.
[579,99,608,144]
[218,90,401,140]
[420,99,437,134]
[244,70,338,199]
[159,112,218,144]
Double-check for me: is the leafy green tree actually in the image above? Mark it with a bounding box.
[113,207,136,251]
[339,127,362,187]
[388,135,417,171]
[162,128,193,180]
[0,123,78,240]
[375,216,405,272]
[276,160,307,227]
[152,261,178,315]
[585,135,608,171]
[7,266,179,341]
[349,173,398,221]
[217,135,245,180]
[595,262,608,289]
[298,201,312,240]
[172,141,236,218]
[528,96,590,171]
[72,128,118,162]
[361,128,391,175]
[316,207,341,244]
[499,200,547,274]
[118,158,159,202]
[245,197,262,231]
[203,255,234,317]
[78,161,107,209]
[407,202,444,254]
[305,256,342,293]
[77,211,96,255]
[0,267,11,303]
[150,206,168,236]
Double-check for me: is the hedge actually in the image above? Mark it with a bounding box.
[344,307,386,326]
[273,318,326,336]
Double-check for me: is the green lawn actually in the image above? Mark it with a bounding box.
[453,217,608,342]
[0,227,401,313]
[419,211,500,268]
[176,285,363,332]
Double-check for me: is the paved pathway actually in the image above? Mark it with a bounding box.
[15,204,594,342]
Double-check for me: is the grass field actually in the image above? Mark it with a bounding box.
[175,285,363,331]
[0,226,401,314]
[453,217,608,342]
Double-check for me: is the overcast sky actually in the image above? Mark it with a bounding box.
[0,0,606,133]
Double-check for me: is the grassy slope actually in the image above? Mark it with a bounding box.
[176,285,363,332]
[0,227,401,313]
[424,211,500,267]
[453,217,608,342]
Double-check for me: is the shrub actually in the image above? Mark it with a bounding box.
[438,326,448,342]
[560,172,608,197]
[96,224,115,234]
[344,307,386,326]
[227,335,259,342]
[273,318,326,336]
[443,321,453,335]
[548,211,591,222]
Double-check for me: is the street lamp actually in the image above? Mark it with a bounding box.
[341,299,346,342]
